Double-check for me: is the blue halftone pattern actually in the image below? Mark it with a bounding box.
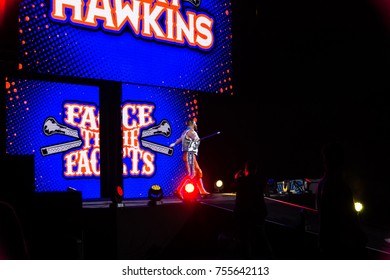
[122,84,199,198]
[5,78,198,199]
[18,0,234,94]
[5,78,100,199]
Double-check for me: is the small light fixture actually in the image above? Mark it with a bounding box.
[214,179,224,193]
[354,201,363,213]
[177,176,199,202]
[148,184,163,206]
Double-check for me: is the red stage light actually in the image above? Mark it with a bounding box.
[176,176,199,202]
[116,185,123,197]
[184,183,195,193]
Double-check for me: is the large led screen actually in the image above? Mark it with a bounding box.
[17,0,234,94]
[121,83,198,198]
[5,77,101,199]
[5,77,198,199]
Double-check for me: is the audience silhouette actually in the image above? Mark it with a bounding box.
[231,158,273,259]
[0,201,29,259]
[317,141,367,259]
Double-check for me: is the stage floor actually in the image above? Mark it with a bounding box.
[82,192,390,258]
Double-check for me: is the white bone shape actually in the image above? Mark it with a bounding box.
[41,139,82,156]
[141,140,173,156]
[43,117,79,138]
[141,119,171,138]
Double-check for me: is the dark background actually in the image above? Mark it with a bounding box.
[1,0,390,228]
[198,0,390,227]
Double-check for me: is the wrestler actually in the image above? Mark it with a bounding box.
[170,119,210,198]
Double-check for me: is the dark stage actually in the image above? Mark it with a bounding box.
[9,191,388,260]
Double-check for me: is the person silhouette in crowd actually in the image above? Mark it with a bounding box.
[231,158,273,259]
[316,141,367,259]
[0,201,29,259]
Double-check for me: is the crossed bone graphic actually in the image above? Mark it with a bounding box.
[140,119,174,156]
[40,117,173,156]
[41,117,82,156]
